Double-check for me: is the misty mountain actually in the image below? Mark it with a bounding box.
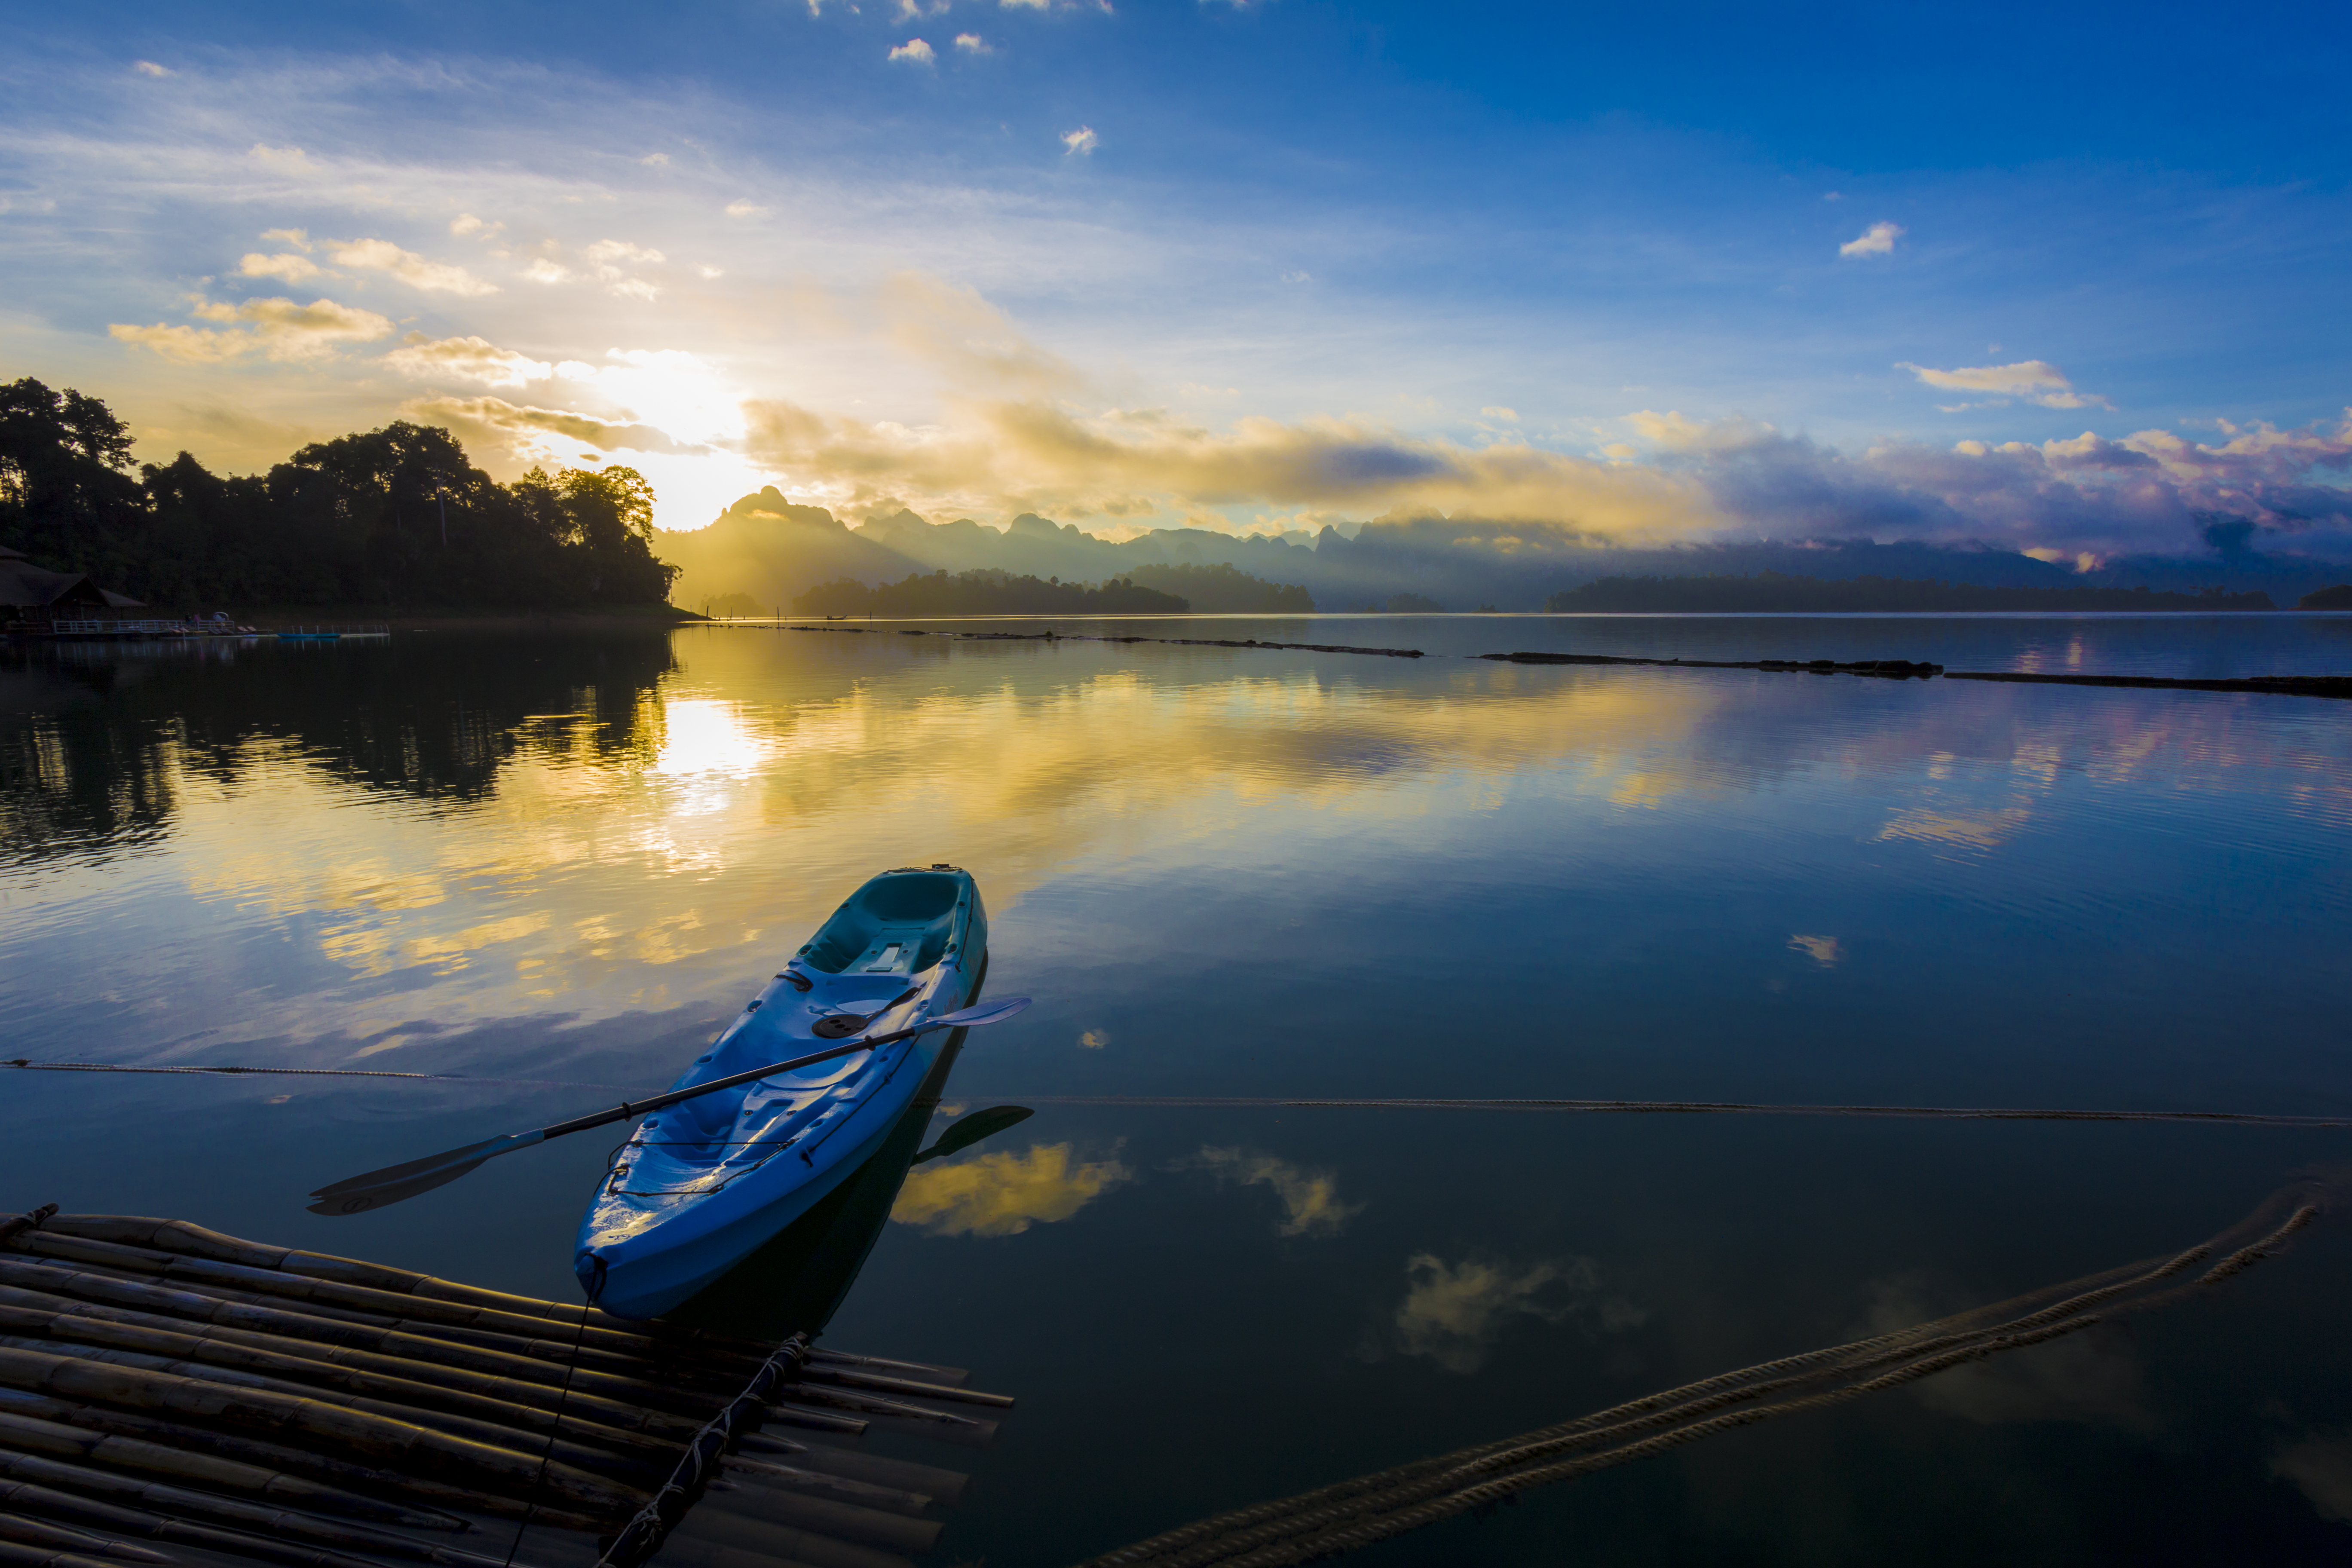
[661,488,2352,614]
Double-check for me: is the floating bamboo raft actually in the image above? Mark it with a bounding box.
[0,1207,1008,1568]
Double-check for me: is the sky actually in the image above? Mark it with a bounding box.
[3,0,2349,562]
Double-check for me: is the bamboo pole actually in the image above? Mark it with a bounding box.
[0,1515,173,1565]
[0,1387,608,1533]
[768,1387,992,1435]
[27,1222,765,1366]
[0,1284,714,1435]
[0,1448,521,1568]
[0,1477,468,1568]
[0,1344,643,1514]
[795,1367,1011,1409]
[0,1323,683,1475]
[800,1351,965,1389]
[0,1536,126,1568]
[0,1408,462,1531]
[0,1258,735,1391]
[0,1261,730,1409]
[2,1234,674,1362]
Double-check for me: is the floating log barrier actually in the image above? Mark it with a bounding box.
[1943,669,2352,700]
[1479,650,1944,678]
[3,1211,1011,1568]
[1074,1182,2327,1567]
[780,624,1430,659]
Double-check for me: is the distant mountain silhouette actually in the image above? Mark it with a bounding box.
[1548,573,2277,613]
[660,490,2352,613]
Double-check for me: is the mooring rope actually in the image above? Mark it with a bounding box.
[1075,1183,2328,1568]
[939,1095,2352,1128]
[2,1060,648,1089]
[13,1062,2351,1129]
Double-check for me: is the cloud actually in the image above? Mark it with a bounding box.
[954,32,993,52]
[382,334,554,389]
[896,0,951,17]
[1617,407,2352,560]
[132,61,172,78]
[400,393,705,457]
[238,252,321,282]
[888,38,937,64]
[260,227,311,251]
[723,199,769,218]
[1385,1254,1645,1374]
[889,1142,1132,1236]
[110,295,393,364]
[450,213,487,235]
[1173,1146,1363,1237]
[248,144,306,165]
[523,258,572,284]
[640,153,669,166]
[1062,125,1099,156]
[1898,359,2111,410]
[582,239,665,297]
[1839,221,1904,258]
[1482,407,1520,422]
[331,238,499,296]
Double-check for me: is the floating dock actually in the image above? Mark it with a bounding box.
[0,1207,1006,1568]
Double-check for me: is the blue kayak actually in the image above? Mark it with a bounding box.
[574,865,989,1319]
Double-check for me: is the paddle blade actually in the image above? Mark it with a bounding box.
[914,1104,1034,1165]
[308,1132,534,1216]
[931,996,1032,1031]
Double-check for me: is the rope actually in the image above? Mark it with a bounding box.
[3,1060,650,1089]
[941,1095,2352,1127]
[18,1061,2351,1129]
[502,1288,594,1568]
[1075,1183,2330,1568]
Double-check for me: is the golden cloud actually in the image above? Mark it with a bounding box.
[890,1142,1131,1237]
[384,334,554,389]
[110,296,393,364]
[741,393,1715,537]
[331,238,499,297]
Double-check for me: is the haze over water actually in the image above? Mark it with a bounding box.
[4,618,2350,1564]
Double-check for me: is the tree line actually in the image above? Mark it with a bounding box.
[0,378,679,607]
[792,568,1194,616]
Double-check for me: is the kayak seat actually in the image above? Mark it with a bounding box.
[851,924,931,975]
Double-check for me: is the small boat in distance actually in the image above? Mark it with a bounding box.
[576,865,990,1319]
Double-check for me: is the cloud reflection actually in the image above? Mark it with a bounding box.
[1172,1146,1363,1237]
[1384,1253,1646,1374]
[889,1141,1132,1237]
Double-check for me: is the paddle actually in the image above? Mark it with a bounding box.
[307,996,1032,1216]
[913,1104,1035,1164]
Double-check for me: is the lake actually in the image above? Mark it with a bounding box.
[4,612,2351,1566]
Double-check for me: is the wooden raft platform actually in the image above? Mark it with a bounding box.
[0,1207,1009,1568]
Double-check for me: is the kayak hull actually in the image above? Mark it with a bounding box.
[574,866,988,1320]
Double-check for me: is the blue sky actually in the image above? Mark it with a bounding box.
[4,0,2348,560]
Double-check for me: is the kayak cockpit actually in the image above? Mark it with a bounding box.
[798,869,967,977]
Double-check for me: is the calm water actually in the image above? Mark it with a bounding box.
[4,616,2351,1565]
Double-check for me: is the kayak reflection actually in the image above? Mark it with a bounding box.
[654,1021,1032,1340]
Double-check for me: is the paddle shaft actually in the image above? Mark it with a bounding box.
[536,1014,965,1142]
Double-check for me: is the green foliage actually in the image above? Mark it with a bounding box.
[2297,583,2352,610]
[1121,560,1315,612]
[0,378,680,607]
[1545,572,2278,613]
[793,568,1190,616]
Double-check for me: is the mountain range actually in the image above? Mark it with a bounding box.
[657,488,2352,613]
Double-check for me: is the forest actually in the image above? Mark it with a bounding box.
[0,378,678,607]
[791,568,1193,617]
